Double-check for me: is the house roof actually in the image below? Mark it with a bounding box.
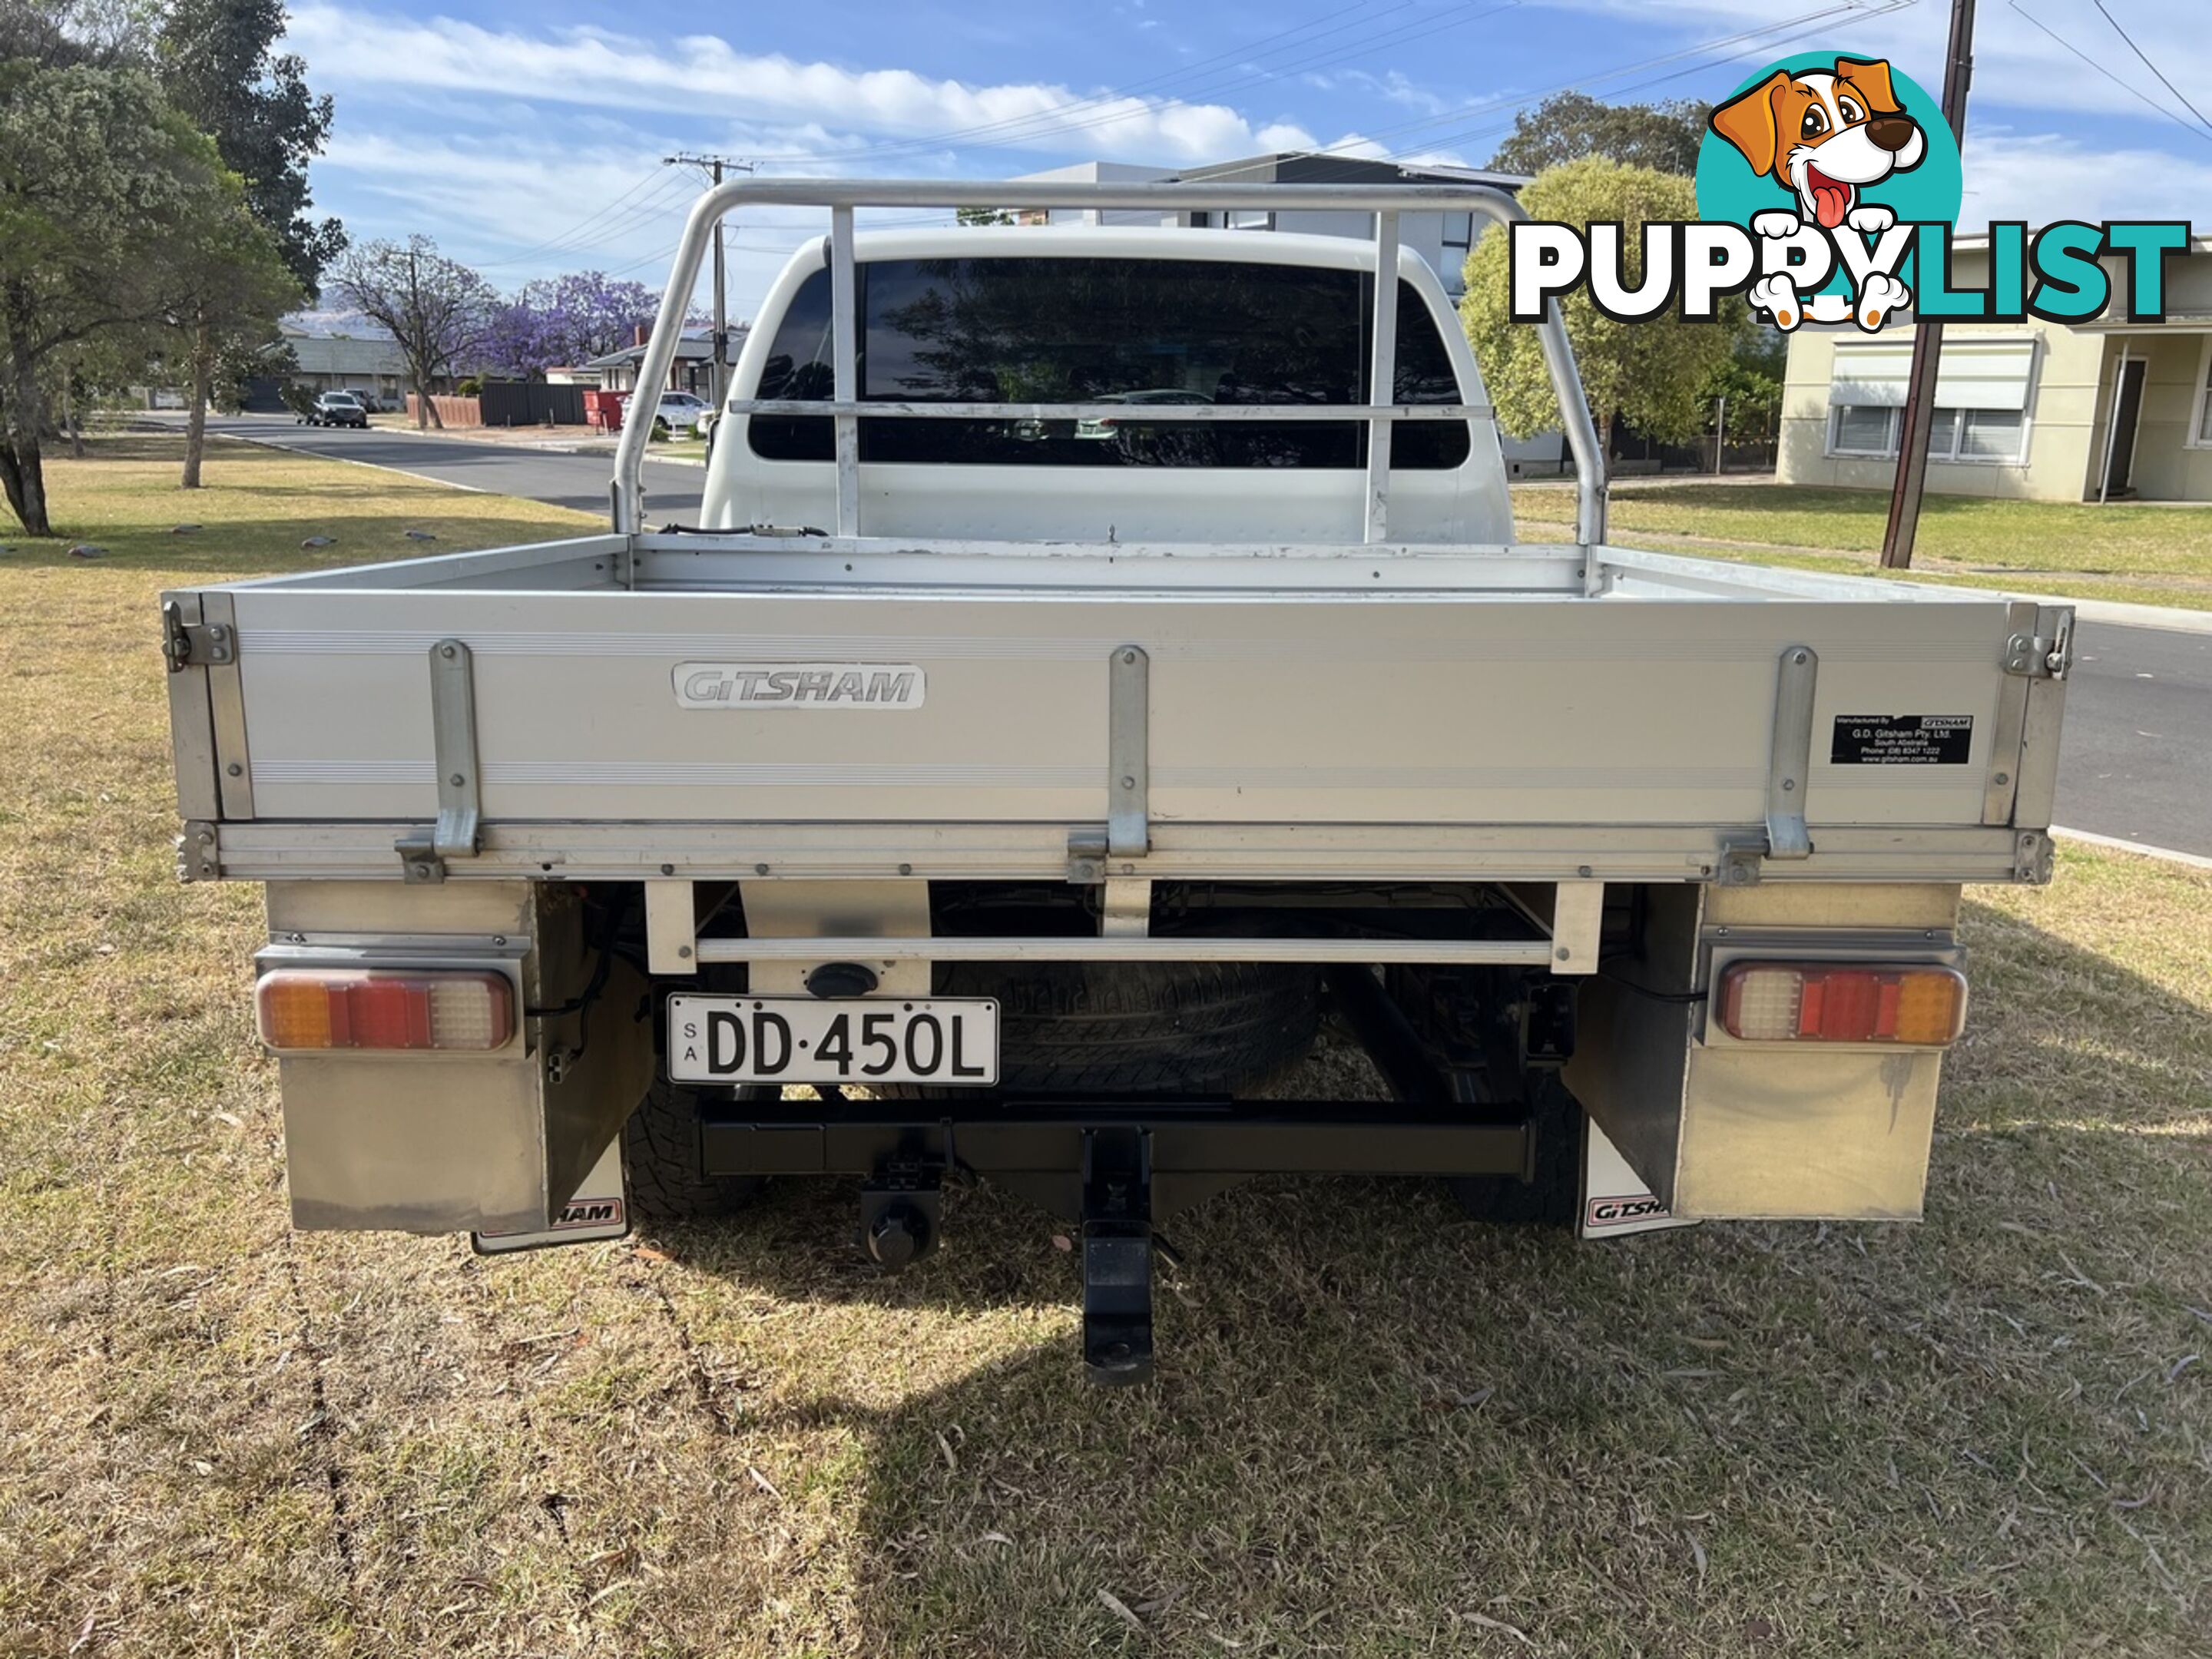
[1165,152,1531,190]
[581,327,742,370]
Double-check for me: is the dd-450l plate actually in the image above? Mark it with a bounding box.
[667,995,999,1086]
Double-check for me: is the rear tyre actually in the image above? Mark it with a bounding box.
[622,1077,767,1222]
[931,960,1320,1094]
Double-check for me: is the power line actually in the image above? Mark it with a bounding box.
[2006,1,2212,145]
[1180,0,1893,183]
[1381,0,1917,164]
[469,162,678,269]
[2091,0,2212,137]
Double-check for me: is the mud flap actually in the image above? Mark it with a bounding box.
[472,1137,631,1255]
[1579,1117,1695,1240]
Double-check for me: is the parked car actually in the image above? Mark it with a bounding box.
[303,392,369,429]
[651,390,713,436]
[158,182,2075,1387]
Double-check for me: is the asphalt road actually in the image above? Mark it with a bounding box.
[192,416,2210,858]
[2055,621,2212,857]
[193,412,704,518]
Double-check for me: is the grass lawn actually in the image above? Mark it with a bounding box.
[1515,480,2212,612]
[2,435,2208,1656]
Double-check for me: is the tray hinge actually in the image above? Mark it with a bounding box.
[396,638,482,883]
[161,598,233,671]
[1717,642,1818,885]
[1068,643,1151,885]
[1108,644,1150,858]
[2003,619,2072,680]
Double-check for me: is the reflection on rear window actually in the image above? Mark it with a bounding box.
[749,256,1469,470]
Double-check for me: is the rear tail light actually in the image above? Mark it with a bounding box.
[1717,962,1966,1046]
[257,969,515,1052]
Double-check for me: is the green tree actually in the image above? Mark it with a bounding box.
[1698,321,1785,454]
[1489,92,1707,177]
[159,0,339,485]
[1460,157,1735,453]
[0,57,284,534]
[158,0,340,293]
[162,183,302,484]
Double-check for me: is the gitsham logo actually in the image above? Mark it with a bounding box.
[1509,51,2191,334]
[674,661,926,710]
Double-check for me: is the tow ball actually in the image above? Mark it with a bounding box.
[859,1165,942,1271]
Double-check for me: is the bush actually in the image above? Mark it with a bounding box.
[454,376,482,397]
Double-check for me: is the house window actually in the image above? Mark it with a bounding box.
[1439,213,1473,256]
[1958,407,2025,460]
[1831,404,1897,455]
[1224,209,1272,230]
[1830,403,2026,463]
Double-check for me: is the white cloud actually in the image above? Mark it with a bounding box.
[283,3,1316,165]
[1961,130,2212,227]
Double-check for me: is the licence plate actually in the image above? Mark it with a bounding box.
[666,995,999,1086]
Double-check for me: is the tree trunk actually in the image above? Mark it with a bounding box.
[2,336,51,536]
[413,370,429,430]
[182,322,213,488]
[61,377,84,459]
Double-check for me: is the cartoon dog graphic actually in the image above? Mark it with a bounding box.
[1709,58,1926,329]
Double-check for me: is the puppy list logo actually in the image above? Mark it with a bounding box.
[1509,50,2191,334]
[1704,55,1950,329]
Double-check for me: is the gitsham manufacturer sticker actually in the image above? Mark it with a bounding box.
[1830,714,1972,765]
[1585,1194,1672,1228]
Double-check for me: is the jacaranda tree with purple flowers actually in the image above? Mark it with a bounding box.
[486,271,663,379]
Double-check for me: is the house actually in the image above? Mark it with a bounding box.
[1003,160,1179,226]
[279,315,410,403]
[580,324,747,395]
[1777,233,2212,502]
[1013,153,1531,300]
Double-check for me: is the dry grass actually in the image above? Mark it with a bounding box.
[2,435,2209,1657]
[1515,480,2212,611]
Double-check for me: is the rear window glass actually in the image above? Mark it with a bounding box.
[748,256,1469,469]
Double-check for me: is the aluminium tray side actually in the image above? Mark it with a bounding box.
[212,582,2029,836]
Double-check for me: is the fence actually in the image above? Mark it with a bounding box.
[478,381,588,427]
[404,394,482,428]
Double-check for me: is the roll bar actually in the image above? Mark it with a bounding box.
[611,179,1607,550]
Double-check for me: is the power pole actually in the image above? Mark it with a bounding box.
[664,153,754,410]
[1879,0,1976,568]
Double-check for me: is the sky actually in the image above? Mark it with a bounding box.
[281,0,2212,318]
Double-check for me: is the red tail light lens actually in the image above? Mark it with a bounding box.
[1717,962,1966,1046]
[257,969,515,1052]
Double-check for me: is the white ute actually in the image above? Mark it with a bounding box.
[161,180,2071,1383]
